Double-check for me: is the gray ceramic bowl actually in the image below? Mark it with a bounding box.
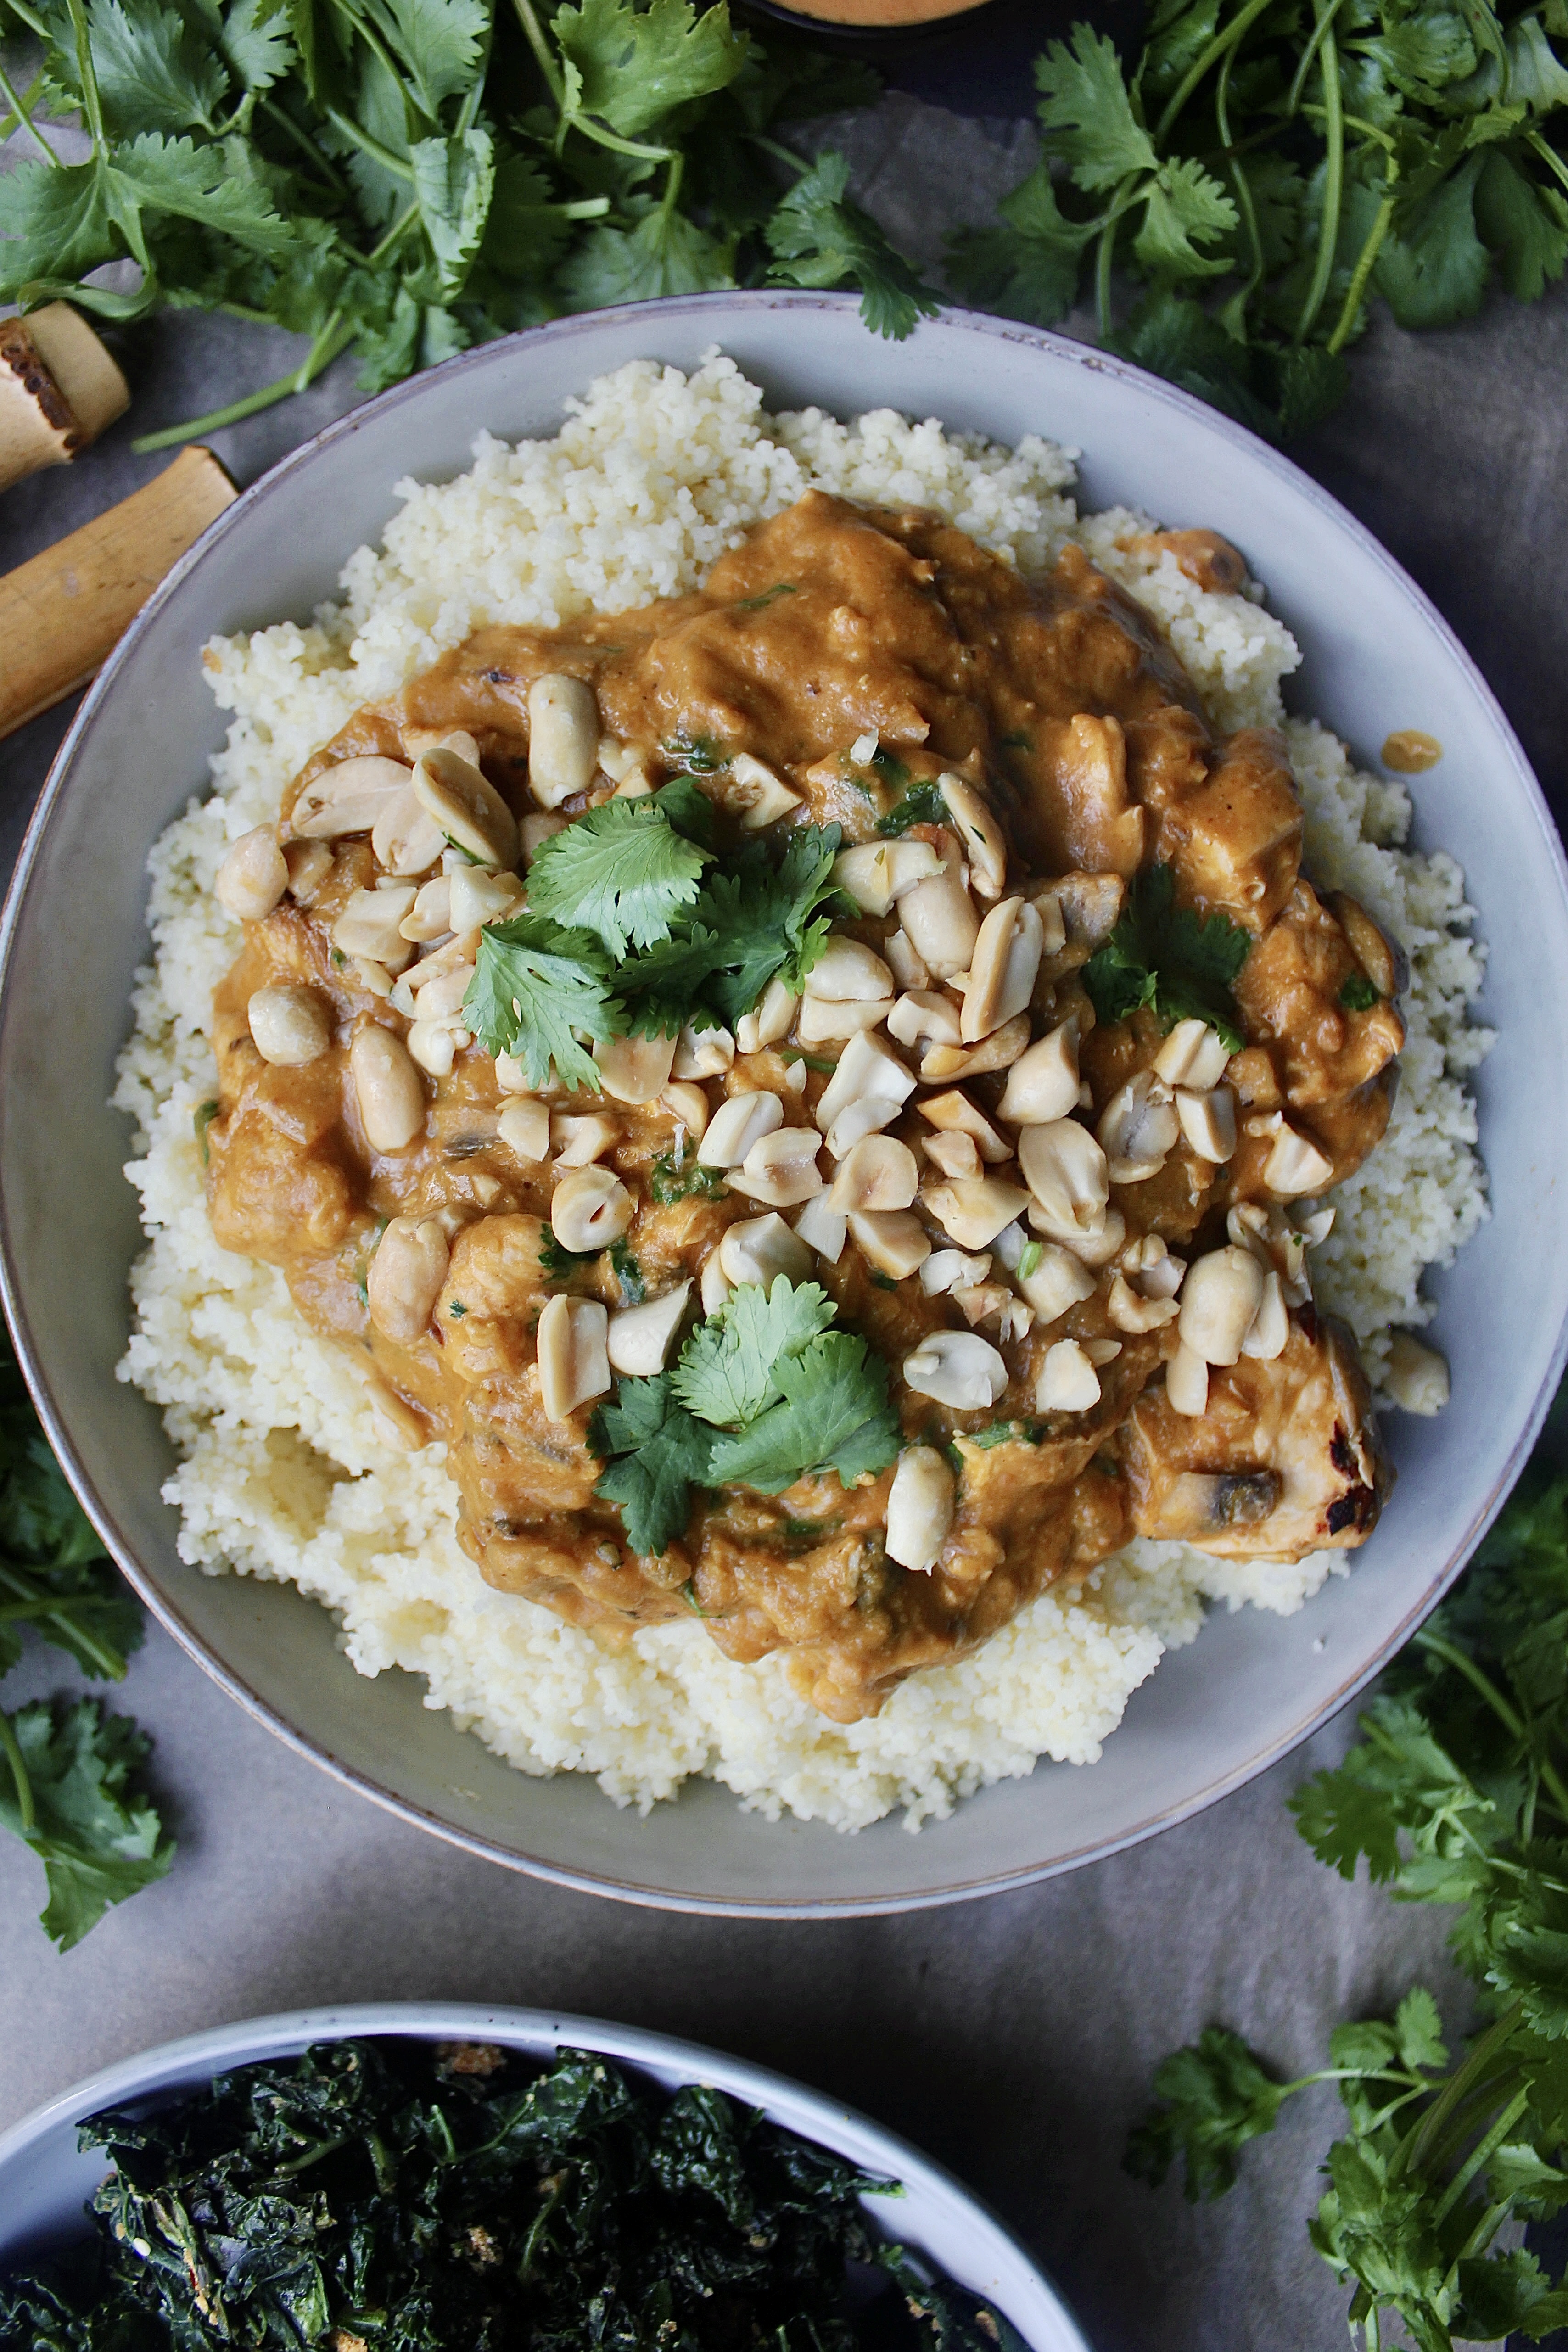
[0,2000,1089,2352]
[3,292,1566,1915]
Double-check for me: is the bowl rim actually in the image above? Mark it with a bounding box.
[4,287,1565,1915]
[0,1998,1091,2352]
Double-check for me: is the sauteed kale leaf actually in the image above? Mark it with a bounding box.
[0,2040,1017,2352]
[0,1330,173,1951]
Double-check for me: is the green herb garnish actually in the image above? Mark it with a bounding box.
[876,782,949,835]
[1340,971,1383,1012]
[948,14,1568,441]
[464,914,622,1093]
[590,1375,711,1559]
[0,1331,171,1950]
[528,796,711,959]
[608,1239,644,1304]
[672,1278,837,1428]
[765,150,941,338]
[733,582,799,612]
[1127,1431,1568,2345]
[967,1419,1046,1449]
[661,731,729,776]
[540,1227,601,1278]
[192,1098,219,1165]
[0,2,932,452]
[1083,862,1250,1049]
[649,1152,727,1205]
[618,823,853,1035]
[1017,1241,1044,1279]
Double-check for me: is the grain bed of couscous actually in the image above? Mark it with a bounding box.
[113,353,1490,1831]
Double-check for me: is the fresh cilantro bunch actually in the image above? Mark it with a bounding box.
[591,1276,901,1555]
[0,0,935,448]
[0,1329,173,1950]
[949,2,1568,438]
[464,803,851,1086]
[1082,861,1250,1048]
[1126,1439,1568,2347]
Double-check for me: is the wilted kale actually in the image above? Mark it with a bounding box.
[0,2040,1019,2352]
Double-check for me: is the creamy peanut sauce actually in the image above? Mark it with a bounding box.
[206,491,1398,1724]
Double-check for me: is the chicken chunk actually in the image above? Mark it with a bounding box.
[1118,1312,1391,1562]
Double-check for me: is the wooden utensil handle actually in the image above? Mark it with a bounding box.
[0,446,237,740]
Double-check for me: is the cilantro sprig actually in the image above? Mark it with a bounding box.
[1083,862,1249,1050]
[527,794,711,958]
[463,813,849,1089]
[1127,1428,1568,2346]
[591,1277,900,1553]
[0,1330,173,1949]
[0,0,929,447]
[949,8,1568,439]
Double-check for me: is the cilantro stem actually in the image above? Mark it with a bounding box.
[1154,0,1277,144]
[0,63,56,160]
[0,1596,126,1679]
[1414,1626,1568,1820]
[0,1708,36,1837]
[363,201,421,266]
[1285,0,1350,115]
[510,0,565,108]
[1528,129,1568,198]
[571,117,675,164]
[1326,189,1394,354]
[325,106,416,180]
[1293,6,1343,342]
[131,315,358,452]
[258,93,351,198]
[0,0,50,34]
[1396,2001,1522,2181]
[62,0,105,149]
[1216,55,1263,326]
[749,132,810,176]
[1429,2088,1529,2228]
[560,196,612,219]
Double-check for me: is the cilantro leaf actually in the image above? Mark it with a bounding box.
[558,206,735,305]
[220,0,297,94]
[1475,146,1568,300]
[1035,25,1157,193]
[945,161,1095,328]
[1132,157,1238,280]
[85,0,229,136]
[1125,2027,1290,2201]
[380,0,489,117]
[1082,863,1250,1049]
[1375,157,1493,329]
[765,150,941,340]
[0,1698,174,1952]
[706,1332,900,1495]
[672,1278,836,1428]
[590,1375,711,1557]
[527,798,711,958]
[464,915,623,1092]
[615,823,848,1034]
[876,782,950,835]
[555,0,748,139]
[410,126,495,299]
